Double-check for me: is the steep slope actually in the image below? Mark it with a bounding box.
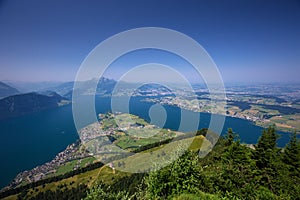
[48,81,74,97]
[0,92,69,119]
[50,77,117,99]
[0,81,19,98]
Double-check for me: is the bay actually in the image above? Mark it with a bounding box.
[0,96,292,188]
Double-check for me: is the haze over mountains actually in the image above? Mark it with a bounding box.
[55,77,117,99]
[0,77,180,120]
[0,77,117,119]
[2,81,62,93]
[0,81,20,98]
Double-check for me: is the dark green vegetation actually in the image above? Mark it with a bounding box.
[2,126,299,200]
[85,126,300,200]
[95,113,177,152]
[17,184,88,200]
[228,100,300,115]
[0,162,104,199]
[0,92,68,119]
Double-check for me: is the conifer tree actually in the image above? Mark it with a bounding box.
[253,125,279,191]
[225,128,235,146]
[254,125,278,169]
[283,131,300,176]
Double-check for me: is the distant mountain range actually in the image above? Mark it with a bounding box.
[0,77,174,120]
[0,92,68,120]
[0,81,20,99]
[49,77,117,99]
[3,81,62,93]
[133,83,174,96]
[0,77,117,119]
[2,77,174,100]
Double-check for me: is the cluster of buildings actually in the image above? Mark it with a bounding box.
[6,141,90,189]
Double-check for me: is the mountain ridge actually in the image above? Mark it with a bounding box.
[0,81,20,99]
[0,92,69,120]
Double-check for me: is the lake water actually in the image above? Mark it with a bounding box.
[0,96,293,188]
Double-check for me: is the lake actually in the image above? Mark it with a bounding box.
[0,96,293,188]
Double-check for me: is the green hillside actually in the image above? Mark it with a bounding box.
[1,121,300,199]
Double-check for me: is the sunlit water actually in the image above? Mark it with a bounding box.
[0,96,293,188]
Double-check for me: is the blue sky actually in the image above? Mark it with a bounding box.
[0,0,299,83]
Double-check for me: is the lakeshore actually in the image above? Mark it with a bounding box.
[0,96,295,189]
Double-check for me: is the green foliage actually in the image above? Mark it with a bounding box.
[279,131,300,198]
[254,186,277,200]
[0,161,104,199]
[17,184,88,200]
[254,126,279,169]
[110,173,145,195]
[224,128,235,146]
[137,126,299,199]
[252,126,282,192]
[142,151,201,199]
[6,127,300,200]
[172,192,223,200]
[283,131,300,175]
[85,182,130,200]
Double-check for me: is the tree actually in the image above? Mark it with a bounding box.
[253,126,280,191]
[224,128,235,146]
[85,182,129,200]
[142,151,201,199]
[283,131,300,176]
[254,125,278,169]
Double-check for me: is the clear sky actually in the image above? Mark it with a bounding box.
[0,0,299,83]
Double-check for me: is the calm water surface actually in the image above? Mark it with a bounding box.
[0,96,292,188]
